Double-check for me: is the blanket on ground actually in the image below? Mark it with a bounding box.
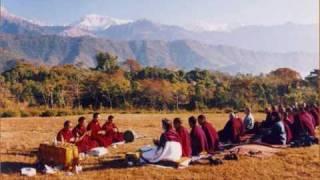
[141,141,182,163]
[226,144,286,158]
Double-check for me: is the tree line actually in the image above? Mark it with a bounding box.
[0,52,319,116]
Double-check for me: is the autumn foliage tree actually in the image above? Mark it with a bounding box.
[0,56,319,114]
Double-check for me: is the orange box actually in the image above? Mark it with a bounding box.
[38,143,79,167]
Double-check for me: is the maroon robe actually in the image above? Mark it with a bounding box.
[57,128,74,143]
[296,112,315,137]
[309,108,320,127]
[72,124,98,153]
[87,119,113,147]
[101,122,124,143]
[201,122,219,152]
[219,117,244,143]
[176,126,192,157]
[283,119,293,144]
[190,125,208,156]
[158,129,181,148]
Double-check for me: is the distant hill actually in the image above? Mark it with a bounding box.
[1,7,318,53]
[0,33,317,76]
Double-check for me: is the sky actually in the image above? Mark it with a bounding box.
[1,0,319,29]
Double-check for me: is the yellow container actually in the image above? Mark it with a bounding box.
[38,143,79,167]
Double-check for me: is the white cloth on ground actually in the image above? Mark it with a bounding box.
[141,141,182,163]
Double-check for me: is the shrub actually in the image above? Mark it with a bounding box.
[29,109,42,116]
[56,110,72,117]
[20,110,31,117]
[224,108,234,113]
[1,110,20,117]
[40,110,57,117]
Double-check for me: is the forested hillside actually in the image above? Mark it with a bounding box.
[0,52,318,117]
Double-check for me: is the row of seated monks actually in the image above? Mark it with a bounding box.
[57,113,124,153]
[57,103,319,156]
[153,103,319,157]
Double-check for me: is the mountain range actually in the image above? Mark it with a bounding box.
[0,7,318,76]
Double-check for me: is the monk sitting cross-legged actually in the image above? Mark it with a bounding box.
[173,118,192,157]
[153,119,181,149]
[198,115,220,153]
[218,112,244,144]
[57,120,75,143]
[188,116,208,156]
[87,113,113,147]
[72,116,98,153]
[261,112,287,145]
[102,115,124,143]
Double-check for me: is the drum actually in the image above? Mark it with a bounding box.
[123,130,136,143]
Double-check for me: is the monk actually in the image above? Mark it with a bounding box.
[57,120,74,143]
[153,119,181,149]
[261,112,287,145]
[308,104,319,127]
[243,107,255,132]
[188,116,208,156]
[282,108,294,144]
[87,113,113,147]
[72,116,98,153]
[198,115,219,152]
[101,115,124,143]
[219,112,244,144]
[295,106,315,137]
[173,118,191,157]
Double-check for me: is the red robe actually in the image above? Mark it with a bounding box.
[72,124,98,153]
[201,122,219,152]
[176,126,192,157]
[309,108,320,127]
[158,129,181,148]
[101,122,124,143]
[283,119,293,144]
[296,112,315,136]
[57,128,73,143]
[87,119,113,147]
[219,117,244,143]
[190,125,208,156]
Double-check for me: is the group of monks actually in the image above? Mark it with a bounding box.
[153,115,220,157]
[153,103,319,158]
[57,113,124,153]
[56,103,319,157]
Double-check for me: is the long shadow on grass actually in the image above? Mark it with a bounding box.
[83,159,131,171]
[0,162,35,174]
[83,158,178,172]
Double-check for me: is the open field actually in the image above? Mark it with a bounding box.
[0,113,319,179]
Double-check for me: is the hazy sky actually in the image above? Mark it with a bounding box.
[2,0,318,27]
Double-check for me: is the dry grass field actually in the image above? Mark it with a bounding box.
[0,113,319,180]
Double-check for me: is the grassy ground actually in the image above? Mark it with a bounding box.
[0,113,319,179]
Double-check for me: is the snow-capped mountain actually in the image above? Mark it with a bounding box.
[71,14,131,31]
[0,7,318,53]
[59,14,132,37]
[1,7,45,26]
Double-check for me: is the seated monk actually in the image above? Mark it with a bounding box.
[141,119,182,163]
[261,112,287,145]
[154,119,181,148]
[308,104,319,127]
[57,120,75,143]
[72,116,98,153]
[294,105,315,137]
[218,112,244,144]
[282,108,294,144]
[188,116,208,156]
[198,115,220,152]
[243,107,255,133]
[173,118,191,157]
[87,113,113,147]
[102,115,124,143]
